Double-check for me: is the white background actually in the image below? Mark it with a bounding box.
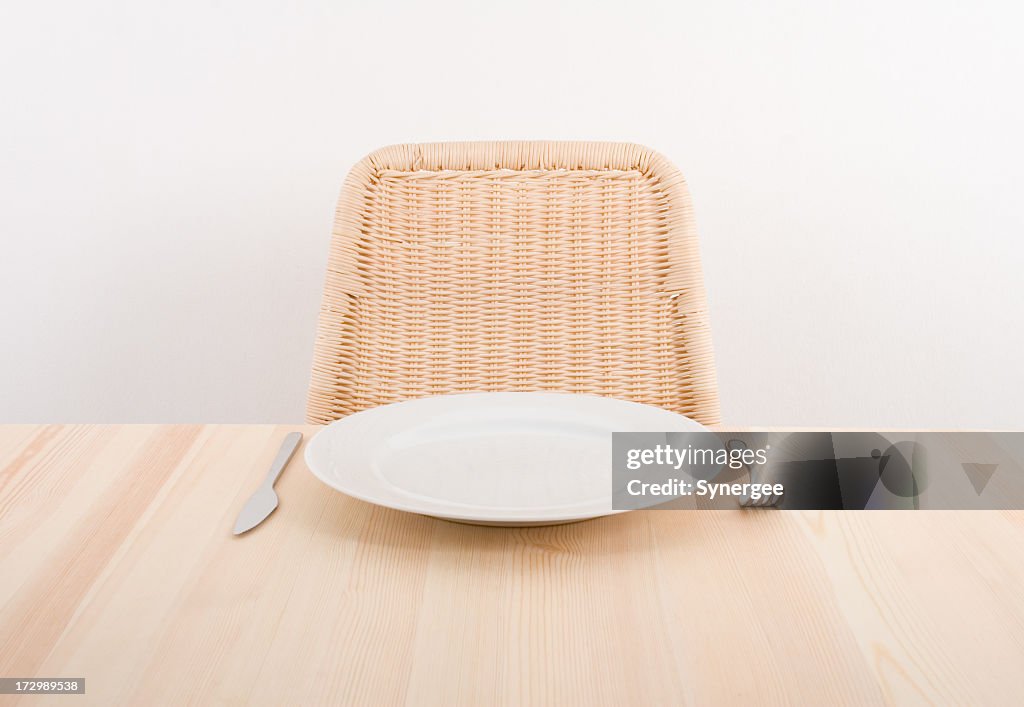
[2,1,1022,426]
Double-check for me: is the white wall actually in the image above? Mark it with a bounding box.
[2,0,1022,427]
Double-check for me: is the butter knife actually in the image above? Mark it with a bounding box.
[232,431,303,535]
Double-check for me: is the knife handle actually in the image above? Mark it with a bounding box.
[263,432,303,489]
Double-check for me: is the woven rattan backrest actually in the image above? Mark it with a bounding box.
[307,142,720,425]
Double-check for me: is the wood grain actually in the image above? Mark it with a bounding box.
[1,425,1023,705]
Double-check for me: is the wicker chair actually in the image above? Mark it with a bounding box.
[307,141,719,425]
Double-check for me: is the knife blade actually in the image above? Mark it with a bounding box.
[233,431,303,535]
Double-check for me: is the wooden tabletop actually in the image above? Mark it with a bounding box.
[1,425,1023,705]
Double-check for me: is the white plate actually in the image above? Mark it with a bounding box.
[305,392,705,526]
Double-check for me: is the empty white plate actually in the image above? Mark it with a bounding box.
[305,392,705,526]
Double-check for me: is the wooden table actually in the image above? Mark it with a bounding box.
[1,425,1023,705]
